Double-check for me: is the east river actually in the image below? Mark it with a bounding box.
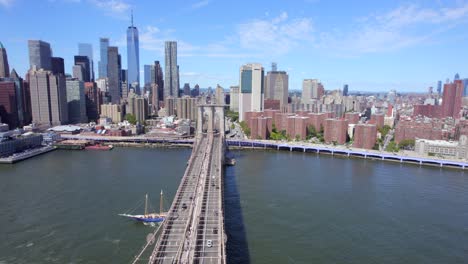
[0,148,467,263]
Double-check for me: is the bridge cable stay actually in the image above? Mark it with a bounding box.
[131,223,163,264]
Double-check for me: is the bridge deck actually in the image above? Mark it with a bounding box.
[148,134,226,264]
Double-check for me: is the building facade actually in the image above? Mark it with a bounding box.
[127,91,148,124]
[51,57,65,75]
[265,67,288,110]
[78,43,94,81]
[353,124,377,149]
[107,46,121,104]
[0,134,43,157]
[0,81,18,129]
[302,79,324,104]
[98,38,109,78]
[215,85,225,105]
[0,42,10,78]
[28,69,68,126]
[28,40,52,71]
[84,82,100,121]
[100,103,122,123]
[229,86,239,112]
[415,136,468,159]
[66,79,87,124]
[74,55,91,82]
[324,118,348,144]
[239,63,264,121]
[127,15,140,94]
[175,96,198,120]
[164,41,179,99]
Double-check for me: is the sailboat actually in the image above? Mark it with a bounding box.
[119,190,167,223]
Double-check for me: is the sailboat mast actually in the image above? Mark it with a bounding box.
[145,194,148,216]
[160,190,163,215]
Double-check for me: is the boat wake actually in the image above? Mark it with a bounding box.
[143,222,157,227]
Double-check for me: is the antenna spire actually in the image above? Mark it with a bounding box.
[131,9,134,26]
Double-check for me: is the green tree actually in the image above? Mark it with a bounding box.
[125,113,137,125]
[226,110,239,122]
[399,139,415,150]
[385,141,399,152]
[306,125,317,140]
[295,135,301,141]
[239,121,251,137]
[378,125,391,138]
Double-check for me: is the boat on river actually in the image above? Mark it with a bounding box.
[85,144,113,150]
[119,190,167,223]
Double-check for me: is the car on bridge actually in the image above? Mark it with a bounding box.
[206,239,213,248]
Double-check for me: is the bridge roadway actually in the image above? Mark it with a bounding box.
[147,133,226,264]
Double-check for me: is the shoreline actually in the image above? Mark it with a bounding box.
[0,146,56,164]
[37,134,468,170]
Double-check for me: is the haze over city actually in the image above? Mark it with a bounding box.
[2,0,468,91]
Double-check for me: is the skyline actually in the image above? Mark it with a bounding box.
[1,0,468,92]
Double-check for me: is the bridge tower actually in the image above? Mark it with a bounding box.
[197,104,225,137]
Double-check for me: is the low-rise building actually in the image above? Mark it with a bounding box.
[100,103,123,123]
[353,124,377,149]
[415,137,467,159]
[0,133,43,157]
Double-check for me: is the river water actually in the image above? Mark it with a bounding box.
[0,148,467,263]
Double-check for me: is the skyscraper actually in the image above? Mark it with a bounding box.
[264,63,288,109]
[302,79,324,103]
[127,12,140,94]
[343,84,349,96]
[107,46,121,104]
[127,91,148,123]
[0,41,10,78]
[78,43,94,81]
[442,80,463,119]
[74,56,91,82]
[183,83,191,96]
[437,80,442,96]
[28,40,52,70]
[144,64,153,94]
[151,61,164,113]
[84,82,100,121]
[121,69,128,100]
[28,69,68,125]
[239,63,264,121]
[144,64,152,86]
[66,78,88,124]
[72,65,84,81]
[229,86,239,112]
[215,85,225,105]
[10,69,31,126]
[463,79,468,97]
[51,57,65,75]
[98,38,109,78]
[0,81,19,128]
[192,84,200,97]
[164,41,179,99]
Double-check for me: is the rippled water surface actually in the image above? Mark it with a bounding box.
[1,148,467,264]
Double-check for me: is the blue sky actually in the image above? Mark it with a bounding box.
[1,0,468,92]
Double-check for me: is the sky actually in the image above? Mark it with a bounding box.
[1,0,468,92]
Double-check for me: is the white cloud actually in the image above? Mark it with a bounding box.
[319,3,468,55]
[139,26,164,52]
[0,0,14,7]
[192,0,210,9]
[237,12,314,55]
[89,0,130,14]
